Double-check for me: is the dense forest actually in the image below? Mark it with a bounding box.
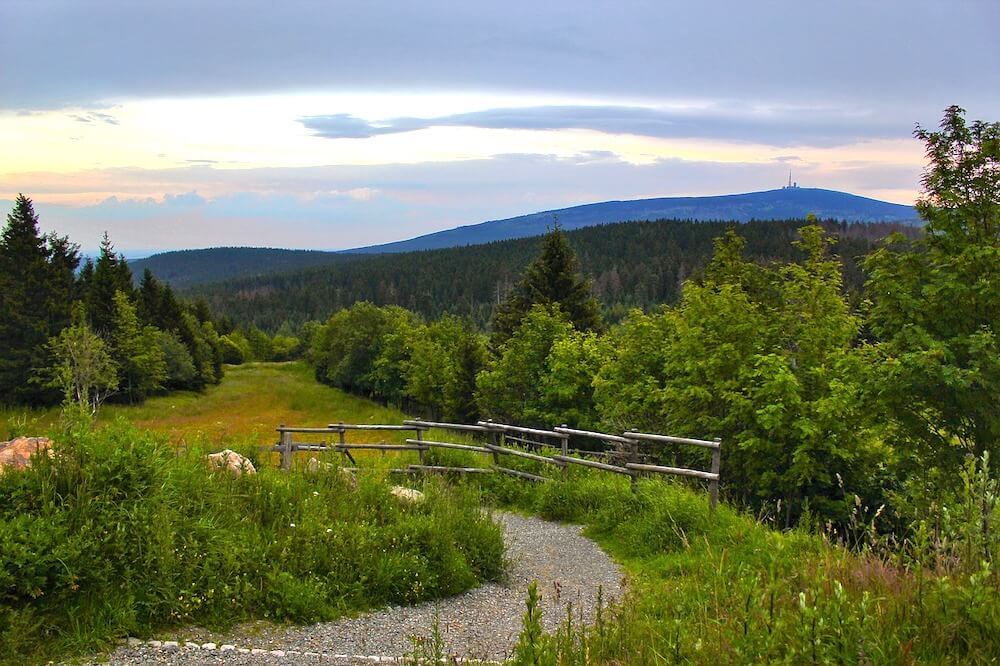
[131,247,358,288]
[305,107,999,530]
[0,196,226,410]
[191,217,918,332]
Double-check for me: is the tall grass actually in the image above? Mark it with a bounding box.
[0,417,504,665]
[469,464,1000,664]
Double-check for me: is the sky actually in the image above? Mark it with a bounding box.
[1,1,997,255]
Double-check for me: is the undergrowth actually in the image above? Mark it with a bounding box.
[0,417,504,665]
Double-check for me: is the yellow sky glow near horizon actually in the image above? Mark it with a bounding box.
[0,92,924,207]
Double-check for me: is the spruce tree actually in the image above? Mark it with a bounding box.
[0,195,50,401]
[87,233,133,334]
[490,225,601,349]
[0,195,79,403]
[110,290,166,403]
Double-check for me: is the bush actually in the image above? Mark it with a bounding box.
[0,420,504,663]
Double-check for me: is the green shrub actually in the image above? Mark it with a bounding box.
[0,420,504,664]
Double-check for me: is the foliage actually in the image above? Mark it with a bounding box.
[43,310,118,415]
[156,330,198,390]
[193,218,898,332]
[110,291,167,403]
[311,302,420,399]
[477,466,1000,665]
[218,332,250,364]
[87,234,134,335]
[0,421,505,663]
[866,105,1000,473]
[476,305,600,428]
[490,225,602,349]
[0,202,225,409]
[0,194,80,404]
[404,316,487,422]
[594,227,879,522]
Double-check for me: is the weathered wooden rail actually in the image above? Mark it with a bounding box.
[272,418,722,509]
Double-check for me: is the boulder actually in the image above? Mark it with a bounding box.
[0,437,53,475]
[206,449,256,476]
[390,486,425,504]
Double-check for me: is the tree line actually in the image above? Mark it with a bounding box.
[307,106,999,529]
[192,215,917,332]
[0,197,227,411]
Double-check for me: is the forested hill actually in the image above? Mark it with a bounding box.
[132,189,916,288]
[131,247,355,288]
[346,188,919,254]
[192,218,916,332]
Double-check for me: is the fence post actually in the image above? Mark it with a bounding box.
[279,425,293,470]
[333,423,355,466]
[559,425,569,479]
[709,438,722,511]
[488,419,500,466]
[628,429,639,493]
[415,419,425,465]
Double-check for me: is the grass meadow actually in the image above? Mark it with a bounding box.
[3,362,999,664]
[2,361,411,450]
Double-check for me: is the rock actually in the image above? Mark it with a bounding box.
[307,457,358,488]
[206,449,256,476]
[390,486,425,504]
[0,437,53,475]
[126,637,143,647]
[306,456,333,473]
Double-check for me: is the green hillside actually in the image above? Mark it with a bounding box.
[191,218,916,331]
[131,247,355,288]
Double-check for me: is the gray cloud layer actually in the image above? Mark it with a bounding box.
[2,0,996,124]
[300,104,906,146]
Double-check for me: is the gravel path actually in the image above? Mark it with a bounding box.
[94,511,624,665]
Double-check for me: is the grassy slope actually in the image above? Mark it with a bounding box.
[3,361,410,448]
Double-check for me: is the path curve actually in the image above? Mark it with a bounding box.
[98,511,624,664]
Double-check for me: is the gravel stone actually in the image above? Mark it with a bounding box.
[84,511,623,664]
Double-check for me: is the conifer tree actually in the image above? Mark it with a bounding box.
[87,233,133,335]
[110,290,166,403]
[490,225,601,349]
[0,195,79,403]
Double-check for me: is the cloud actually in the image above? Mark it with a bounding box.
[70,111,119,125]
[1,1,996,126]
[301,104,907,147]
[4,151,920,254]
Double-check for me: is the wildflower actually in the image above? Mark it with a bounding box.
[289,523,296,528]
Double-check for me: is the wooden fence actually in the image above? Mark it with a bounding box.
[273,419,722,509]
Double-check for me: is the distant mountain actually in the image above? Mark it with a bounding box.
[133,188,918,289]
[131,247,351,289]
[346,188,918,254]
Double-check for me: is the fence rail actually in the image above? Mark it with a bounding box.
[272,418,723,510]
